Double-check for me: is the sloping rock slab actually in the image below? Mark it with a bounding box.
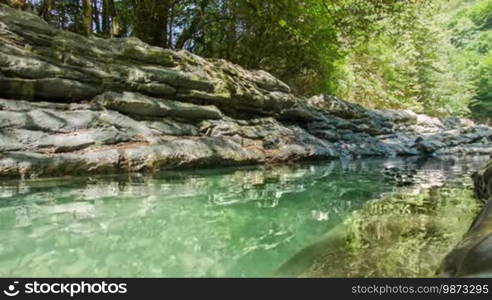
[439,161,492,277]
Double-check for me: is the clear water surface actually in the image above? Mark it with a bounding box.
[0,158,486,277]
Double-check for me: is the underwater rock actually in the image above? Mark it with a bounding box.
[440,160,492,277]
[277,180,481,277]
[381,166,418,186]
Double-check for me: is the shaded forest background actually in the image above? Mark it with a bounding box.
[1,0,491,119]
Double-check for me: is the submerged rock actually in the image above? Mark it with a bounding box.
[2,4,492,178]
[381,166,418,186]
[440,160,492,277]
[277,181,481,277]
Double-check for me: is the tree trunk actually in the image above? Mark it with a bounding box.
[108,0,121,37]
[133,0,171,48]
[39,0,53,22]
[102,0,110,36]
[175,0,209,49]
[74,0,82,33]
[83,0,92,36]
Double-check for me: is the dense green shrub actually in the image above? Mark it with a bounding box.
[448,0,492,120]
[331,1,476,116]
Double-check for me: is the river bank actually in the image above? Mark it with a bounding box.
[2,5,492,179]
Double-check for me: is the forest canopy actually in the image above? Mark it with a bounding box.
[2,0,491,118]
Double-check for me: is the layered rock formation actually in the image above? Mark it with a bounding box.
[2,4,492,178]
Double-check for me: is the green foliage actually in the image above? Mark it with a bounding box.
[468,0,492,29]
[448,0,492,120]
[189,0,340,95]
[332,1,475,116]
[25,0,490,117]
[473,51,492,112]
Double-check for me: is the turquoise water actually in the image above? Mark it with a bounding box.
[0,158,484,277]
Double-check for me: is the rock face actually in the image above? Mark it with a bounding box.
[440,161,492,277]
[2,4,492,178]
